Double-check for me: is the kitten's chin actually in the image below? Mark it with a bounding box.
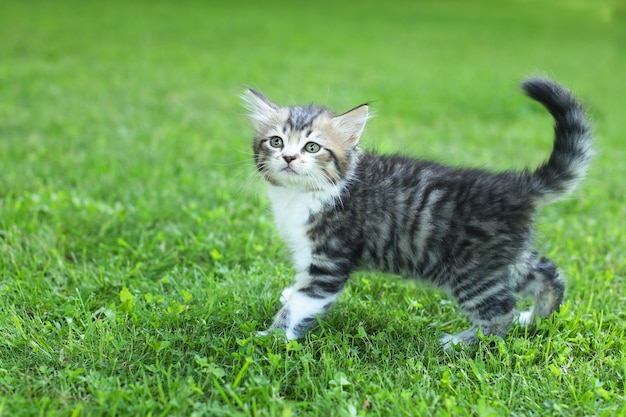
[266,167,341,192]
[273,168,304,184]
[281,166,297,175]
[269,174,327,192]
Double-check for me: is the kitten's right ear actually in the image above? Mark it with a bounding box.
[242,88,279,131]
[332,103,370,147]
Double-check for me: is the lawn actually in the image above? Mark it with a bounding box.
[1,0,625,415]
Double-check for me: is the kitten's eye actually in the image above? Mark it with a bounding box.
[269,136,283,148]
[304,142,321,153]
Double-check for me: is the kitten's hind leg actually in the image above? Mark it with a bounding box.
[260,271,348,340]
[515,256,564,326]
[441,278,516,349]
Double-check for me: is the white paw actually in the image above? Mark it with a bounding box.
[439,333,463,350]
[518,311,534,327]
[439,326,479,349]
[255,329,294,342]
[256,329,286,339]
[280,287,293,305]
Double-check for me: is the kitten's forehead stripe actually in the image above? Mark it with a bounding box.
[287,106,325,131]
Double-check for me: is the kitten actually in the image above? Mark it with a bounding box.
[243,78,592,348]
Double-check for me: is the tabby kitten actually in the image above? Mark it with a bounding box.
[243,78,592,347]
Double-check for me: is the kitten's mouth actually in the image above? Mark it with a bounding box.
[282,166,298,174]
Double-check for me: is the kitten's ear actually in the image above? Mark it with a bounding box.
[242,88,280,131]
[331,104,369,147]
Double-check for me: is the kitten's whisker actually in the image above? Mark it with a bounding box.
[234,148,255,156]
[226,162,264,199]
[215,158,253,168]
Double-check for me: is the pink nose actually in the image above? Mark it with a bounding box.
[283,155,296,164]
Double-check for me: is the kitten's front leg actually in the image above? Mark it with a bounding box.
[279,287,292,305]
[261,271,347,340]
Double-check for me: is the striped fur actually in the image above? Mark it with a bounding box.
[243,78,592,348]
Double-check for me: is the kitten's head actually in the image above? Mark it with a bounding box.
[243,88,369,191]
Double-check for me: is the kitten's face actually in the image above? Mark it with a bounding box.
[243,89,369,190]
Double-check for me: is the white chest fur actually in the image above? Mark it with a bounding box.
[267,185,338,272]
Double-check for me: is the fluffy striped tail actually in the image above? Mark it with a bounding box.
[522,77,593,204]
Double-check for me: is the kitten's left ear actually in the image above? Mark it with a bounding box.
[331,104,370,147]
[242,88,280,131]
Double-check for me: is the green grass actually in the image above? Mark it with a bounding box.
[1,0,625,415]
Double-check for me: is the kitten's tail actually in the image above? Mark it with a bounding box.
[523,77,593,204]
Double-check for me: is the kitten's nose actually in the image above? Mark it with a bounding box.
[283,155,296,164]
